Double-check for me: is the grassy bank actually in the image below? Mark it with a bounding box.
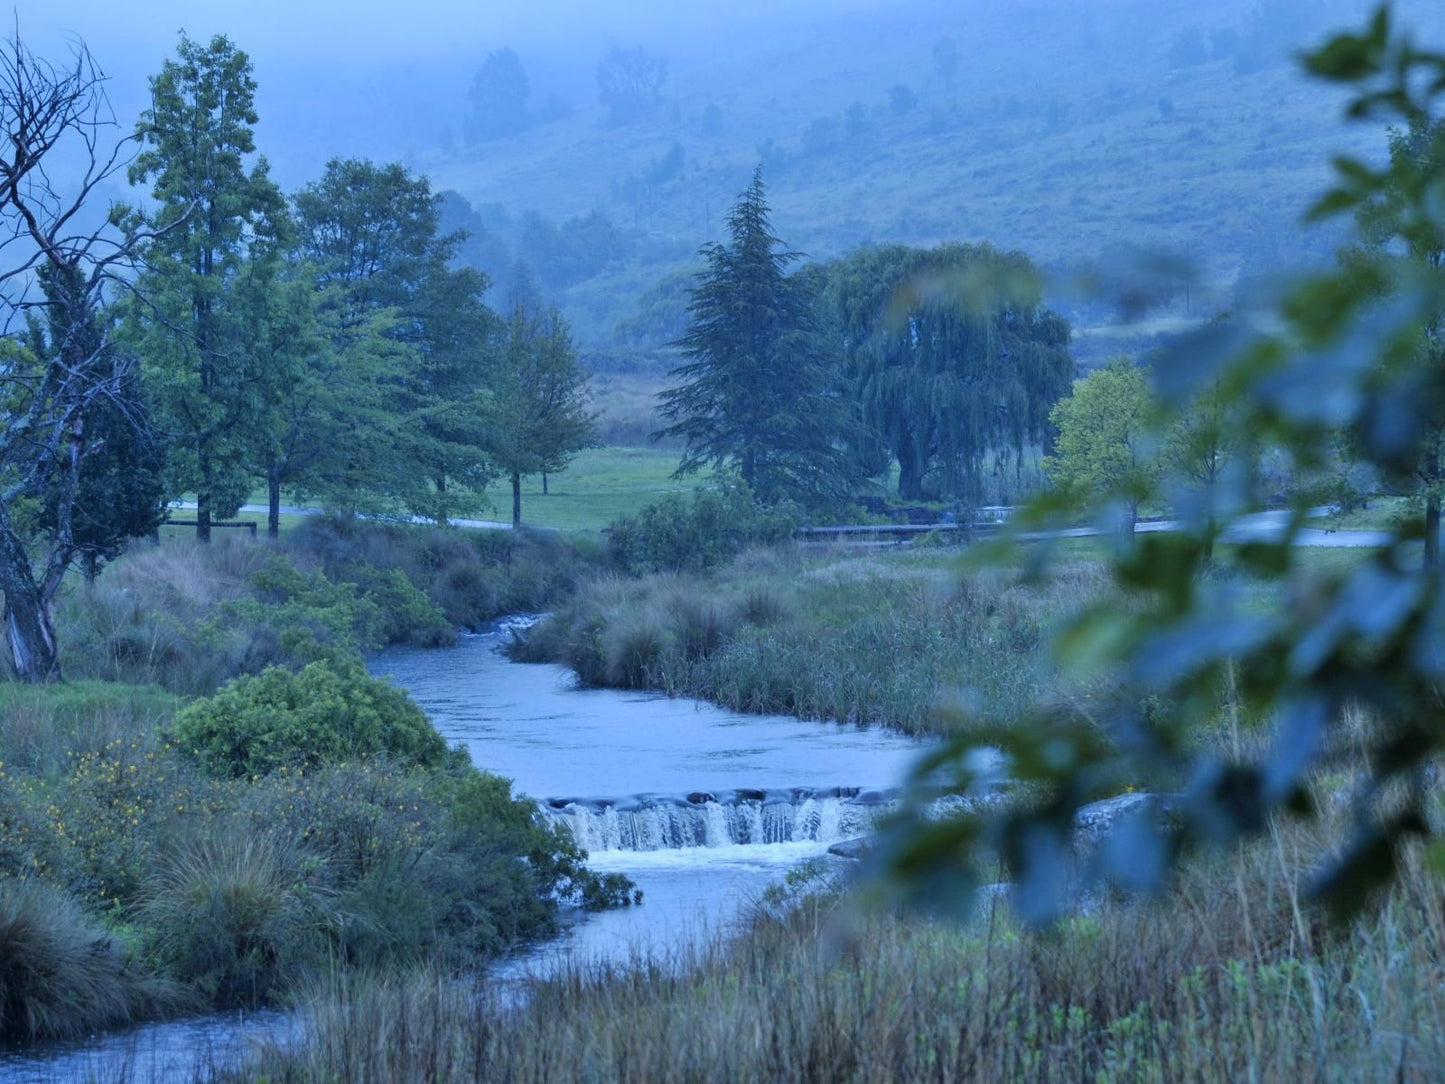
[237,799,1445,1082]
[0,518,628,1044]
[514,545,1111,736]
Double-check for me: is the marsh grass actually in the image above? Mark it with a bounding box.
[518,550,1110,735]
[235,808,1445,1083]
[0,880,176,1042]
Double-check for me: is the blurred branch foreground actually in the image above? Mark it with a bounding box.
[881,4,1445,925]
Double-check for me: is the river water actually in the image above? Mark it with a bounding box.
[0,622,929,1082]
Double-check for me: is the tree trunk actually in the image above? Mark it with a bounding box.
[897,443,924,502]
[196,491,212,544]
[268,473,281,539]
[0,519,61,683]
[83,552,100,585]
[542,472,549,496]
[512,472,523,528]
[1123,500,1140,538]
[1427,494,1440,570]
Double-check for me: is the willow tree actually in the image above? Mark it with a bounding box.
[822,243,1074,503]
[658,168,859,505]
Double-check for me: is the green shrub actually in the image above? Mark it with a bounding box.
[607,477,800,575]
[172,659,449,779]
[242,557,387,655]
[344,564,456,646]
[0,879,170,1040]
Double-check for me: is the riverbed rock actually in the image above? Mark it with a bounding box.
[686,791,716,805]
[827,837,872,860]
[1073,793,1181,857]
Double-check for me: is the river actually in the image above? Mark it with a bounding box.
[0,621,928,1082]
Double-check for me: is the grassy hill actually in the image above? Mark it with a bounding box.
[415,0,1442,351]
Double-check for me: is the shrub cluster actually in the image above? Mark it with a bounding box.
[171,659,451,779]
[605,477,800,576]
[0,680,634,1039]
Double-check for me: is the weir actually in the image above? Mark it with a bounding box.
[539,786,973,853]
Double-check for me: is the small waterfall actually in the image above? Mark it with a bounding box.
[539,786,898,853]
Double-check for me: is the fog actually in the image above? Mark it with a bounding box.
[8,0,1445,349]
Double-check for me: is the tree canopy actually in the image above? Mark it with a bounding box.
[128,32,288,543]
[1043,359,1157,533]
[658,169,861,506]
[821,242,1074,504]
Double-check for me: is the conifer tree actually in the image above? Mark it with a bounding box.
[658,168,857,504]
[127,34,286,542]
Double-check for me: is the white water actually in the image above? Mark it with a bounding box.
[373,623,934,978]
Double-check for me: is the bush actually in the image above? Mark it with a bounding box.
[172,659,449,779]
[607,478,800,575]
[0,880,169,1041]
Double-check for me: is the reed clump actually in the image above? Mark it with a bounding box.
[516,551,1110,736]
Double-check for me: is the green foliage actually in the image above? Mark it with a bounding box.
[1044,359,1159,530]
[659,169,865,504]
[490,306,595,526]
[821,242,1074,503]
[607,476,800,575]
[883,6,1445,926]
[292,158,500,524]
[126,33,288,534]
[172,659,448,779]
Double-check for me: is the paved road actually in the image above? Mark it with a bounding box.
[170,502,1390,548]
[168,501,513,531]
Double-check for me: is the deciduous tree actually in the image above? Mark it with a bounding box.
[0,31,165,680]
[1043,359,1157,533]
[489,306,594,526]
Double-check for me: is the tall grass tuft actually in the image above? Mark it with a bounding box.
[235,817,1445,1083]
[0,880,172,1041]
[142,831,325,1008]
[518,551,1110,735]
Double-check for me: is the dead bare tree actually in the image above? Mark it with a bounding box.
[0,30,161,682]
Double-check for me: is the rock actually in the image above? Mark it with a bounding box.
[686,791,716,805]
[1072,793,1179,854]
[827,837,872,860]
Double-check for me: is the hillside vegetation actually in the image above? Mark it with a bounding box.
[420,0,1443,353]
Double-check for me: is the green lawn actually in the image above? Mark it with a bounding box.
[161,447,703,538]
[514,446,706,531]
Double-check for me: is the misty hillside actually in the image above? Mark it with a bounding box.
[407,0,1441,350]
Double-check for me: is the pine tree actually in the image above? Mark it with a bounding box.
[658,168,857,504]
[127,34,287,542]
